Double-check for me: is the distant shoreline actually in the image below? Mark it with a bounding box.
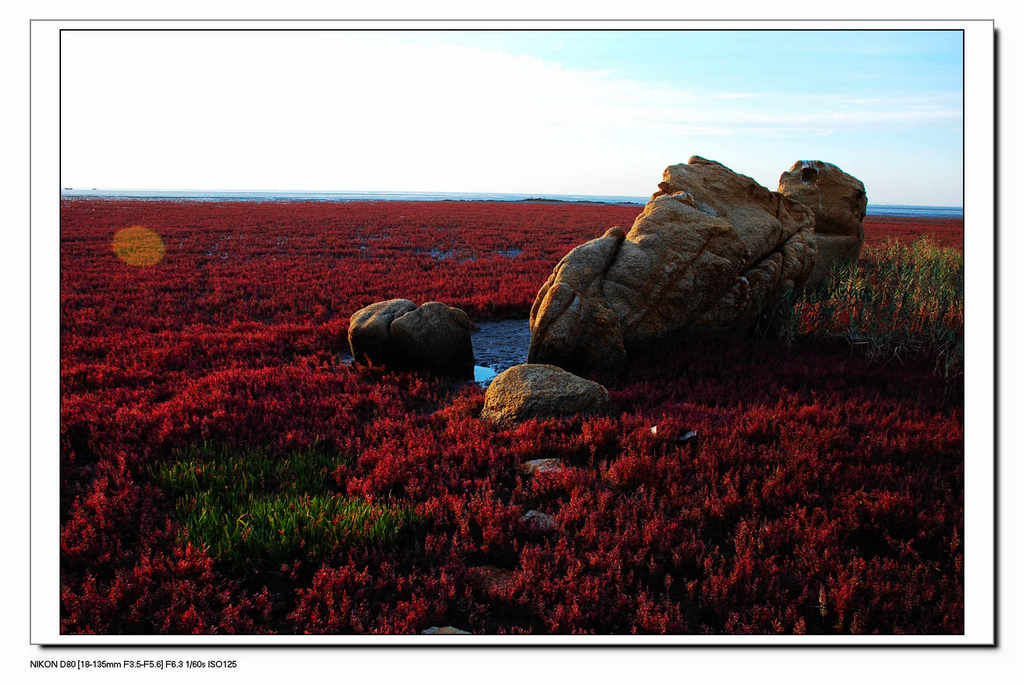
[59,190,964,219]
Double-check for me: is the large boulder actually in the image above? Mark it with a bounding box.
[778,160,867,287]
[528,156,816,375]
[348,299,474,377]
[481,363,610,426]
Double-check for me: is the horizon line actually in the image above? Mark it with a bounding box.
[58,187,965,210]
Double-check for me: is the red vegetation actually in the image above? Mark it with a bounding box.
[863,215,963,250]
[60,200,963,635]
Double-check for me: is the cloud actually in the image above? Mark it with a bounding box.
[59,31,963,200]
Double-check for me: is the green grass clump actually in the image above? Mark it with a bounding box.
[783,237,964,379]
[152,443,417,565]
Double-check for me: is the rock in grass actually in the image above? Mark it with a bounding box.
[422,626,472,635]
[481,364,610,426]
[348,299,474,377]
[649,425,699,443]
[527,156,816,376]
[519,458,565,476]
[778,160,868,288]
[519,509,557,534]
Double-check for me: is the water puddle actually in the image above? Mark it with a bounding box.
[471,319,530,386]
[429,248,456,260]
[473,365,498,383]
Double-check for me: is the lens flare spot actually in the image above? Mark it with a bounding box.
[112,226,165,266]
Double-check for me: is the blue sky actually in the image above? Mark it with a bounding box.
[432,31,963,94]
[61,30,963,205]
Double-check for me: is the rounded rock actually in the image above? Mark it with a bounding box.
[347,299,473,377]
[481,363,611,426]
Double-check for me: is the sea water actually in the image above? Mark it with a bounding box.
[60,189,961,218]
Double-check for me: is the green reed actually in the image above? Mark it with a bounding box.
[778,237,964,379]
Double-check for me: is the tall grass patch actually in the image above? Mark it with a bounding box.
[152,443,417,565]
[786,237,964,379]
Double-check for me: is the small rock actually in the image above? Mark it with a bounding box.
[649,425,698,443]
[481,363,611,426]
[520,458,565,476]
[519,509,557,534]
[422,626,471,635]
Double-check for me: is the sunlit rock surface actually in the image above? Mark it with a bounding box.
[778,160,868,288]
[528,156,816,376]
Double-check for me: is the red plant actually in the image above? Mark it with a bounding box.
[862,216,963,250]
[60,200,963,635]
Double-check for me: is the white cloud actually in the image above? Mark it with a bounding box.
[59,31,962,201]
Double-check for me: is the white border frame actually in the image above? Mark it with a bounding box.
[30,19,995,646]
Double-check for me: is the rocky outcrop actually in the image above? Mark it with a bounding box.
[481,364,610,426]
[778,160,867,287]
[348,299,474,377]
[527,156,816,375]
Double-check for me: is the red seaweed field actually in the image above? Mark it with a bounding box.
[862,215,964,250]
[59,199,964,635]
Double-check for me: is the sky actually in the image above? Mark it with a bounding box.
[60,30,964,206]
